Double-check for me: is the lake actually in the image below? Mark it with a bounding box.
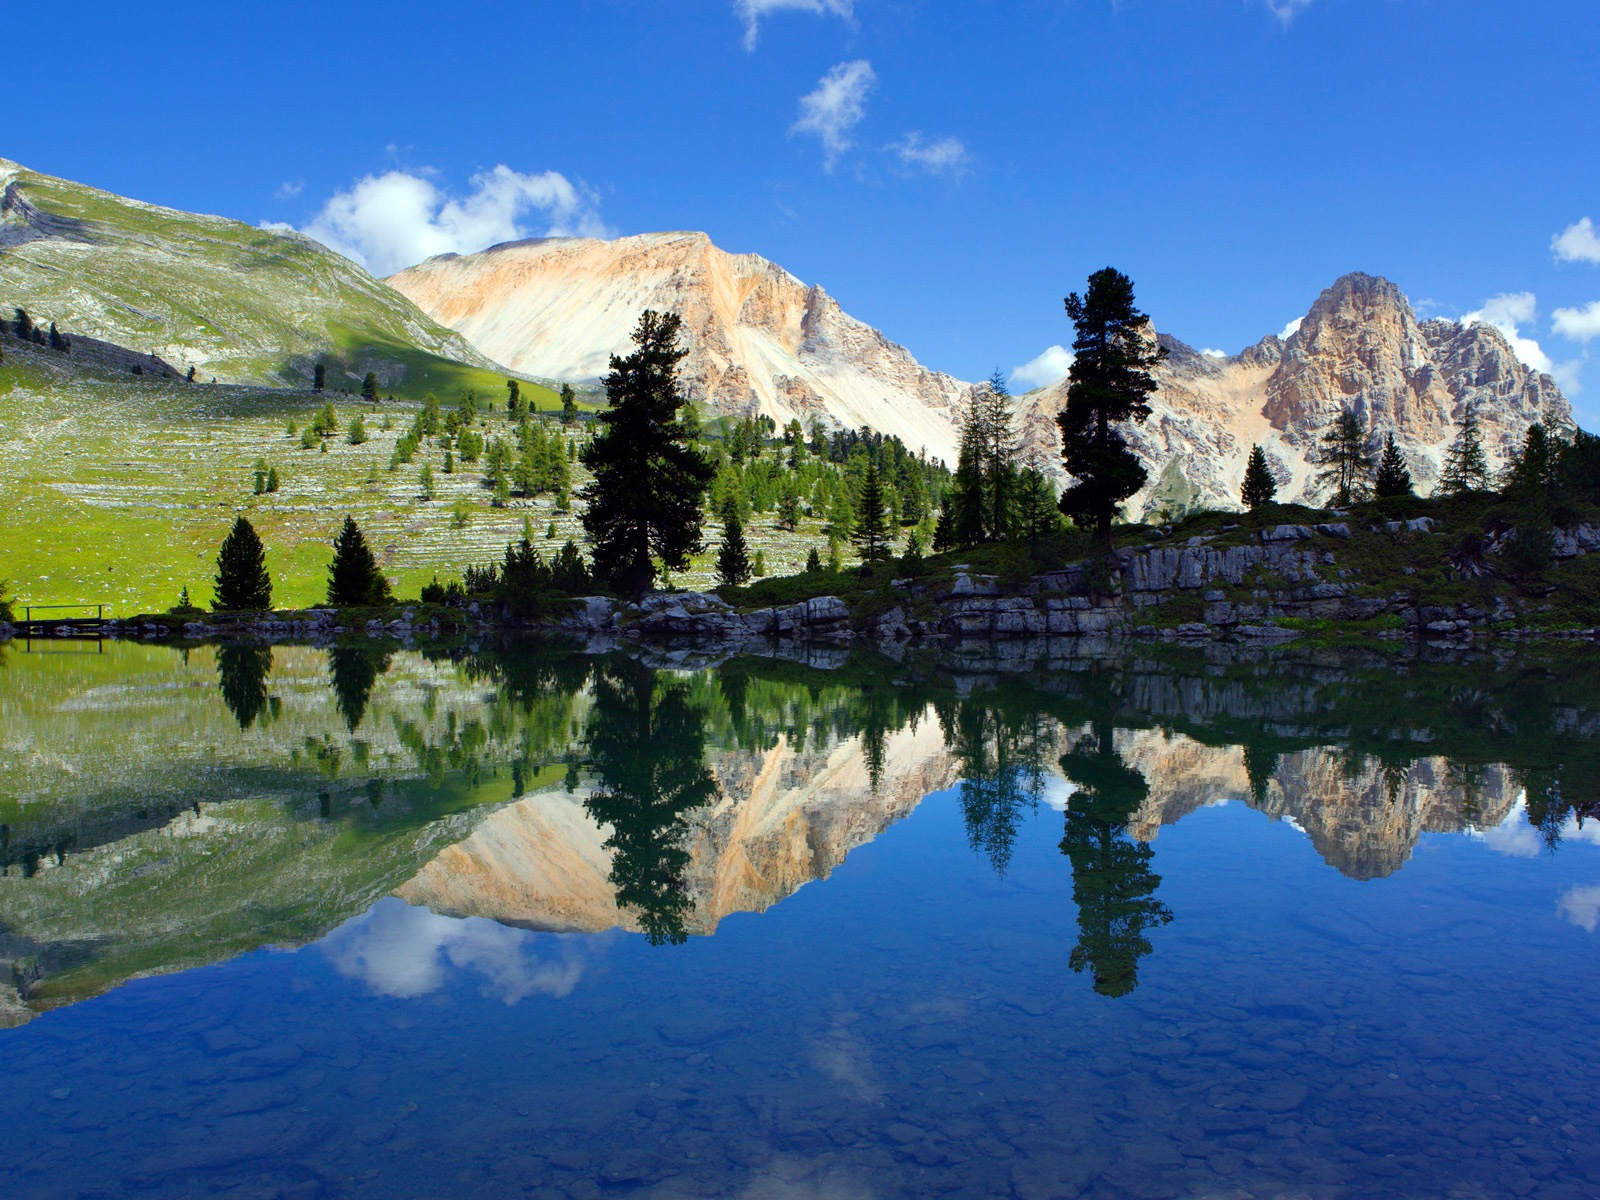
[2,636,1598,1200]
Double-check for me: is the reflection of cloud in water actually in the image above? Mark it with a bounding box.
[1469,798,1600,858]
[321,897,594,1002]
[1559,886,1600,933]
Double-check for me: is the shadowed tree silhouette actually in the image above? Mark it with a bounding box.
[940,696,1050,877]
[583,658,719,945]
[216,644,273,730]
[1058,713,1171,997]
[328,645,394,732]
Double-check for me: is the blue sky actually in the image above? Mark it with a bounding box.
[10,1,1600,414]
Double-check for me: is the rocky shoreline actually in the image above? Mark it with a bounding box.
[9,519,1600,650]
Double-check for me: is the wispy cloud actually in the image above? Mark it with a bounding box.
[1201,348,1228,358]
[1266,0,1314,24]
[1010,345,1074,391]
[792,60,876,172]
[1553,217,1600,265]
[889,132,970,177]
[275,180,304,200]
[1553,301,1600,343]
[736,0,852,50]
[298,164,610,276]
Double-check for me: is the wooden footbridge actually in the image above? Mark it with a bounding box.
[11,602,110,647]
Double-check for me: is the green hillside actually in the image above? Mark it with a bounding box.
[0,156,547,399]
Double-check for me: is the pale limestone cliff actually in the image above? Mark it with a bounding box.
[387,232,971,465]
[396,715,959,934]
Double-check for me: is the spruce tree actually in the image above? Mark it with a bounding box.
[716,509,752,589]
[313,363,326,394]
[48,321,68,352]
[13,308,33,340]
[806,546,823,574]
[1057,269,1167,546]
[1240,444,1278,509]
[213,516,273,611]
[579,311,715,597]
[1439,411,1490,496]
[776,483,801,531]
[361,372,378,401]
[1373,433,1414,498]
[560,382,578,425]
[506,378,521,416]
[949,406,988,547]
[981,369,1019,539]
[852,459,894,563]
[326,516,392,606]
[1313,409,1373,507]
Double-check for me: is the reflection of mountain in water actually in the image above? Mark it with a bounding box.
[1116,731,1521,879]
[397,716,957,936]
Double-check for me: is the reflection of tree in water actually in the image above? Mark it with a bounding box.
[216,645,273,730]
[1520,765,1600,852]
[328,645,393,732]
[583,659,718,946]
[1058,715,1171,997]
[940,695,1052,877]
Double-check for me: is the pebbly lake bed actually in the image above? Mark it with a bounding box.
[1,636,1598,1200]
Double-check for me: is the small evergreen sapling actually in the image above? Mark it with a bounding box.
[213,517,273,611]
[716,509,752,589]
[1373,433,1414,498]
[1240,444,1277,509]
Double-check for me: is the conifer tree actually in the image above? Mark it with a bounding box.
[48,321,68,352]
[1057,269,1167,546]
[852,459,894,563]
[326,516,392,606]
[1240,444,1278,509]
[13,308,33,340]
[716,509,752,589]
[776,482,801,531]
[1504,421,1557,499]
[213,516,273,611]
[266,466,280,493]
[506,379,521,417]
[1373,433,1414,498]
[579,311,715,596]
[981,369,1019,539]
[419,463,435,500]
[361,372,378,401]
[1314,409,1373,507]
[949,407,988,547]
[805,546,823,574]
[560,382,578,425]
[313,362,326,393]
[1017,456,1060,539]
[1439,411,1491,496]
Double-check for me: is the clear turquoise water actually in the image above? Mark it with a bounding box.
[2,641,1599,1200]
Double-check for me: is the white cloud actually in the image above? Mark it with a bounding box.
[1553,301,1600,343]
[299,164,610,277]
[1553,217,1600,265]
[1266,0,1314,24]
[889,132,970,176]
[1279,316,1304,341]
[275,180,304,200]
[1201,348,1227,358]
[736,0,851,50]
[1010,345,1074,391]
[791,60,876,172]
[258,220,296,235]
[321,897,591,1003]
[1462,292,1554,375]
[1559,885,1600,933]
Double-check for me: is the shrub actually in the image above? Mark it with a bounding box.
[348,414,368,445]
[451,497,473,528]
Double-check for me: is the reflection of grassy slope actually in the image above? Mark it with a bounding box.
[0,337,583,610]
[0,157,546,397]
[0,642,585,1016]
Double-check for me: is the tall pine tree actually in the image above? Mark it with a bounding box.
[1373,433,1414,498]
[1313,409,1373,507]
[579,311,714,597]
[1057,269,1167,546]
[326,516,392,606]
[852,458,895,563]
[213,517,273,611]
[715,508,752,589]
[1240,444,1277,509]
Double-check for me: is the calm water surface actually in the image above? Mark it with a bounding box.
[1,638,1598,1200]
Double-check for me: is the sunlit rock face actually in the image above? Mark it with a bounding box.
[1113,729,1521,880]
[387,232,971,465]
[396,717,959,935]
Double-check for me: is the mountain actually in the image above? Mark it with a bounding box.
[387,231,972,463]
[392,232,1570,511]
[0,157,510,395]
[1021,273,1571,514]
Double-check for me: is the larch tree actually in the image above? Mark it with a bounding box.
[1057,268,1168,547]
[1314,409,1373,507]
[213,517,273,611]
[579,310,715,597]
[1439,411,1491,496]
[1240,444,1278,509]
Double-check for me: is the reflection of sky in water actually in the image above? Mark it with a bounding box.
[1467,798,1600,931]
[321,897,601,1002]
